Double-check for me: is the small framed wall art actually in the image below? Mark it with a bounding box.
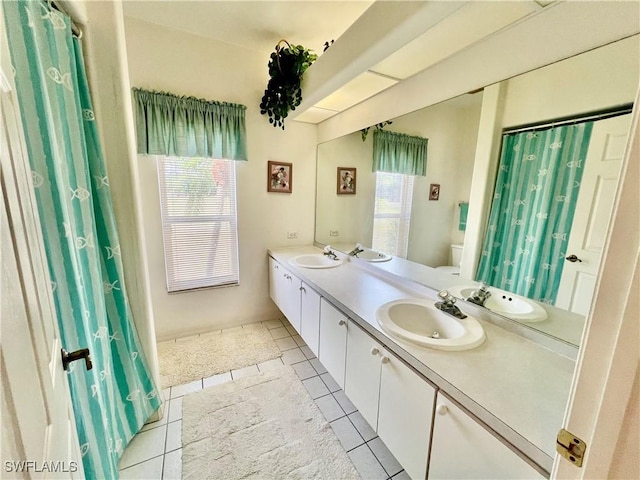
[429,183,440,201]
[337,167,356,194]
[268,161,292,193]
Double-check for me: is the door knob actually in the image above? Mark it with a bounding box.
[565,254,583,263]
[61,348,93,371]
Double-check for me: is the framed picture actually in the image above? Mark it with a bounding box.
[429,183,440,201]
[337,167,357,195]
[268,161,292,193]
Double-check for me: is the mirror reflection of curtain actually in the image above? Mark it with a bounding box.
[477,122,593,304]
[4,2,160,478]
[371,130,427,257]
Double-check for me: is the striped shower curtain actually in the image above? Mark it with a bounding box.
[476,122,593,304]
[4,1,160,477]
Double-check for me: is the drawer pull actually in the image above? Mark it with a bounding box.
[370,347,379,356]
[380,355,389,364]
[338,319,346,326]
[436,404,448,416]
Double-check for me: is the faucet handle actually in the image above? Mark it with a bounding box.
[437,290,456,304]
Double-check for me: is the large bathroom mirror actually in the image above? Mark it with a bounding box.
[315,36,639,347]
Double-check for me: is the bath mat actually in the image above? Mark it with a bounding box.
[157,322,281,388]
[181,366,360,480]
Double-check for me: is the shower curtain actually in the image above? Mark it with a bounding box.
[4,1,160,478]
[476,122,593,304]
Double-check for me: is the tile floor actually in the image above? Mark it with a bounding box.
[118,318,409,480]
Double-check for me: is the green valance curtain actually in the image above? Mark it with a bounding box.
[133,88,248,160]
[372,129,428,176]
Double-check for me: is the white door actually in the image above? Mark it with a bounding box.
[344,320,382,431]
[0,16,84,478]
[552,93,639,479]
[377,348,435,480]
[428,394,544,479]
[318,299,348,388]
[299,282,321,356]
[556,114,631,314]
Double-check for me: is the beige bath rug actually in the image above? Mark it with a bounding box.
[158,323,281,388]
[181,366,360,480]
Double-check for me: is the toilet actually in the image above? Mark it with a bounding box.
[436,244,463,275]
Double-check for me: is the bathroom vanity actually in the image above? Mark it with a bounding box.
[268,245,575,479]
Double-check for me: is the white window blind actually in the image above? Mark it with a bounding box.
[156,156,239,292]
[372,172,415,258]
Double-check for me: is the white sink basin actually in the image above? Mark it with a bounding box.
[376,298,485,351]
[355,249,391,262]
[449,285,548,323]
[289,254,343,269]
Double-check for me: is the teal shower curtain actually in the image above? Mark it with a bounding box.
[4,1,160,478]
[477,122,593,303]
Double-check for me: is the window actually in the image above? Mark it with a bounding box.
[156,156,239,292]
[372,172,415,258]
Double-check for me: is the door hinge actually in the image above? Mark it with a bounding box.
[556,428,586,467]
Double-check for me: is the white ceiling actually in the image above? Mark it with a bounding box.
[122,0,373,58]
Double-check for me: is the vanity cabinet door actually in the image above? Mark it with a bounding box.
[269,258,301,333]
[378,349,436,480]
[268,257,280,305]
[300,282,321,356]
[428,395,545,480]
[344,320,383,431]
[318,298,348,388]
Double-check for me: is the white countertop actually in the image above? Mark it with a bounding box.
[328,242,586,347]
[269,245,576,474]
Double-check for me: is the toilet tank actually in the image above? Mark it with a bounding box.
[451,244,463,266]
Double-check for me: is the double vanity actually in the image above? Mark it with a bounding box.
[268,245,576,479]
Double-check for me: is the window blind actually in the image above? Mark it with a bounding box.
[156,156,239,292]
[372,172,415,258]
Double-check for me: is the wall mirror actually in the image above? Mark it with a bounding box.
[315,36,639,347]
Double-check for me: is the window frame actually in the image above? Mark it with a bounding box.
[155,155,240,293]
[372,172,415,258]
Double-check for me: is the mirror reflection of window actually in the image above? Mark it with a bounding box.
[372,172,415,258]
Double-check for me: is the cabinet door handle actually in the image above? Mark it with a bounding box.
[300,286,306,293]
[338,319,346,326]
[436,404,449,416]
[275,265,279,270]
[380,355,389,364]
[370,347,379,356]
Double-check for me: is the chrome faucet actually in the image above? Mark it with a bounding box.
[435,290,468,319]
[466,283,492,307]
[323,246,339,261]
[348,244,365,256]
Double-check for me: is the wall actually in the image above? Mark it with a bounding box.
[316,94,482,266]
[389,95,481,267]
[315,132,375,246]
[124,17,317,340]
[501,36,638,128]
